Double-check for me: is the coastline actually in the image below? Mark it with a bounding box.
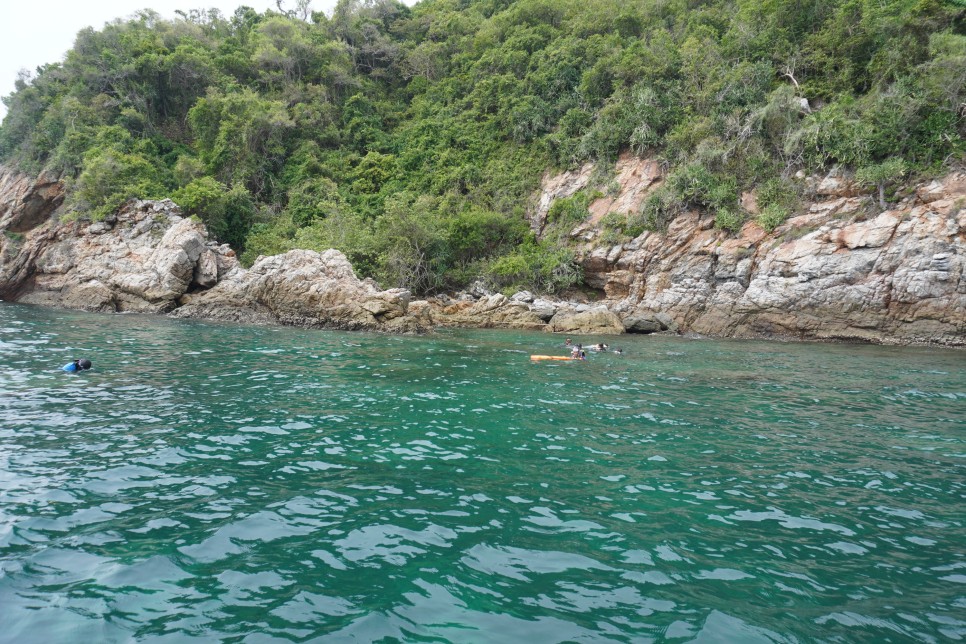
[1,164,963,348]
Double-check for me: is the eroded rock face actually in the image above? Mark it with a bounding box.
[173,248,428,333]
[0,167,428,332]
[1,162,964,345]
[562,164,965,346]
[546,308,626,335]
[0,166,65,234]
[2,197,219,312]
[429,292,547,330]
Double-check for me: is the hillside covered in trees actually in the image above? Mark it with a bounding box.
[1,0,963,296]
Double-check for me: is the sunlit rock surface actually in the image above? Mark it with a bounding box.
[1,162,963,345]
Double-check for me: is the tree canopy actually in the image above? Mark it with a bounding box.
[2,0,963,294]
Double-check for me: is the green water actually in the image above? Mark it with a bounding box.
[0,303,963,643]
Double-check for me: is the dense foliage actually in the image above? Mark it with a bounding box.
[1,0,963,294]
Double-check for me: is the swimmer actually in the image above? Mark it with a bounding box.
[62,359,92,372]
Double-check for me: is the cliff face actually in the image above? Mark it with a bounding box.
[0,162,963,345]
[554,155,965,345]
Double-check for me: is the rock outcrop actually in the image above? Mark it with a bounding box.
[546,308,626,335]
[429,292,548,330]
[580,167,965,345]
[0,161,963,346]
[0,167,65,234]
[528,161,963,345]
[173,248,428,332]
[1,197,219,312]
[0,166,428,333]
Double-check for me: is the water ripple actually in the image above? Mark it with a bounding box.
[0,304,963,642]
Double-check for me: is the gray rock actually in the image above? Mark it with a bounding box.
[622,314,665,333]
[467,280,493,298]
[546,309,625,335]
[432,292,546,330]
[529,298,558,321]
[194,249,219,288]
[174,249,427,332]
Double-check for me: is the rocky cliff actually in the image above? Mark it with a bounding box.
[563,156,965,345]
[0,162,963,345]
[0,166,429,333]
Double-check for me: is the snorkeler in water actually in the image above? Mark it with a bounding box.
[62,359,92,372]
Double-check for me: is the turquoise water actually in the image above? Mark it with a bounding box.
[0,302,963,643]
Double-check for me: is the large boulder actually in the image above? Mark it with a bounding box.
[622,310,672,334]
[172,248,428,333]
[530,297,559,321]
[546,308,626,335]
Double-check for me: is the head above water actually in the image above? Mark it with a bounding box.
[77,359,92,370]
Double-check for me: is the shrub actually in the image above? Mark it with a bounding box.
[173,155,206,186]
[637,187,679,232]
[576,97,635,163]
[714,207,745,233]
[628,84,676,155]
[294,209,379,278]
[757,176,799,212]
[756,204,789,232]
[485,239,581,294]
[286,176,346,227]
[373,195,449,292]
[445,208,527,267]
[173,177,228,220]
[240,212,298,267]
[598,211,630,244]
[172,178,255,250]
[546,189,598,227]
[666,162,736,211]
[69,148,167,220]
[218,186,257,251]
[855,157,907,209]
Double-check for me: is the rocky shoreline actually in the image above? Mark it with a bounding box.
[1,163,963,346]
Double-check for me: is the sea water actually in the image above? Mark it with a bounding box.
[0,302,963,643]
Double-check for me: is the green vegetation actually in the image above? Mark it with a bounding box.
[855,157,908,209]
[1,0,963,294]
[756,204,790,233]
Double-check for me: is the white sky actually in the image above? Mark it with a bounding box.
[0,0,342,120]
